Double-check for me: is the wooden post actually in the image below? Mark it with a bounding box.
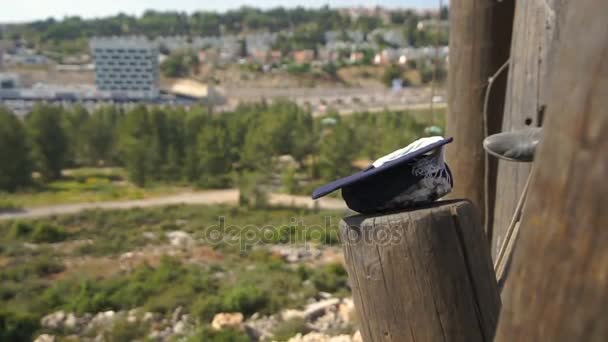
[494,0,608,340]
[446,0,514,233]
[491,0,564,258]
[340,200,500,342]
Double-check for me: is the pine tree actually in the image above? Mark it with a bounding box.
[0,107,33,191]
[25,104,68,181]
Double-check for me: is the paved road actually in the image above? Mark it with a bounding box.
[0,190,347,221]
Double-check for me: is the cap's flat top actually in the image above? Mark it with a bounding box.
[311,137,453,199]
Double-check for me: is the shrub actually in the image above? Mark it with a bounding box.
[103,319,150,341]
[382,64,403,87]
[186,326,250,342]
[191,296,222,322]
[272,317,311,341]
[31,223,69,243]
[221,285,268,316]
[310,263,348,293]
[9,221,33,239]
[0,310,38,342]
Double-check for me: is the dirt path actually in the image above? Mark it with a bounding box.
[0,190,346,221]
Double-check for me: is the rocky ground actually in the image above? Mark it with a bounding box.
[1,204,355,342]
[35,295,359,342]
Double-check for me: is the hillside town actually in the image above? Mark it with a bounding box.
[0,7,448,116]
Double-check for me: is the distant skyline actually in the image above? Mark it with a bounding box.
[2,0,446,23]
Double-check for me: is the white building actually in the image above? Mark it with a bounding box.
[90,37,159,98]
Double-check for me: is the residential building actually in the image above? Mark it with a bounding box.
[349,51,365,63]
[90,37,159,98]
[293,50,315,64]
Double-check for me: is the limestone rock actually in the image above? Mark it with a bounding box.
[64,313,77,329]
[338,298,356,323]
[33,334,55,342]
[304,298,340,320]
[166,231,195,247]
[211,312,244,331]
[281,309,306,321]
[41,311,66,329]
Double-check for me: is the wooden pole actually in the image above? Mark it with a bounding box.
[446,0,514,234]
[340,200,500,342]
[494,0,608,340]
[491,0,564,258]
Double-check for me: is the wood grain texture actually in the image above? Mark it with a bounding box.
[494,0,608,340]
[491,0,565,258]
[446,0,514,232]
[340,200,500,342]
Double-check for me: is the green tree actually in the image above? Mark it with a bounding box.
[160,52,199,78]
[318,123,357,181]
[82,106,120,166]
[197,122,232,188]
[0,310,38,342]
[119,106,155,186]
[25,104,68,181]
[62,105,89,166]
[0,107,32,191]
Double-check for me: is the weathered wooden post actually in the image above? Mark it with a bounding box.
[446,0,514,234]
[340,200,500,341]
[494,0,608,340]
[491,0,564,258]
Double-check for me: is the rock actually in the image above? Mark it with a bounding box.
[127,309,139,323]
[288,332,353,342]
[244,314,279,341]
[173,320,186,334]
[338,298,356,323]
[148,327,172,341]
[148,330,162,340]
[318,292,333,299]
[281,309,306,321]
[171,306,184,323]
[33,334,55,342]
[41,311,66,329]
[64,313,77,329]
[89,310,117,329]
[352,331,362,342]
[166,231,195,247]
[120,252,134,260]
[304,298,340,320]
[142,231,157,239]
[142,312,157,322]
[211,312,244,331]
[269,246,322,263]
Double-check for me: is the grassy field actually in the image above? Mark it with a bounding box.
[0,204,347,341]
[1,168,189,209]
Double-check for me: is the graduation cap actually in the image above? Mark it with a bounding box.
[312,136,454,214]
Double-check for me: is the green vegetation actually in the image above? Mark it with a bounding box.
[0,108,32,192]
[272,317,311,341]
[0,102,444,206]
[25,105,69,181]
[0,167,185,208]
[160,51,200,77]
[6,7,448,56]
[187,327,250,342]
[0,204,347,341]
